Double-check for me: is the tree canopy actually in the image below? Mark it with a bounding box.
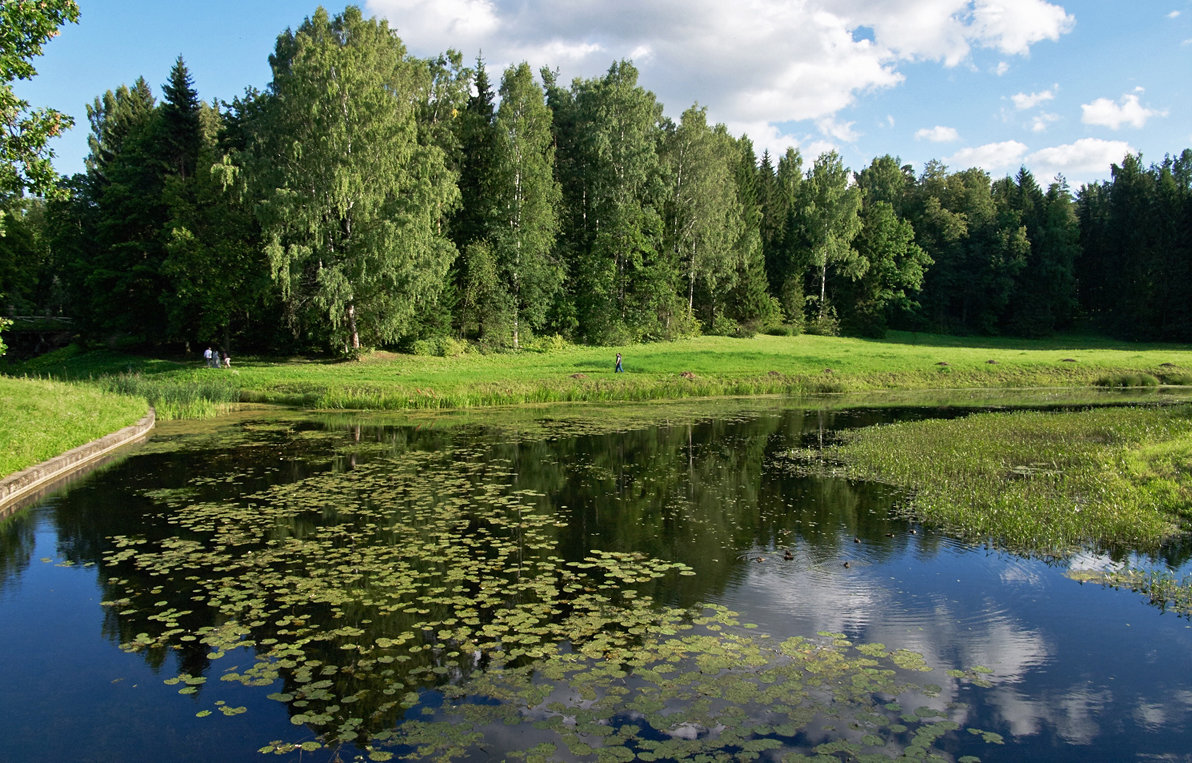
[5,3,1191,358]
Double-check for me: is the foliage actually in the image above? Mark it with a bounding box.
[0,0,79,202]
[10,4,1192,352]
[255,7,458,353]
[491,62,562,350]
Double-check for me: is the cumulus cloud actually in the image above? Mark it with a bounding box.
[366,0,1076,148]
[916,125,961,142]
[1081,92,1167,129]
[1029,112,1059,132]
[818,116,862,143]
[948,140,1029,171]
[969,0,1075,55]
[1012,87,1056,110]
[1027,137,1134,177]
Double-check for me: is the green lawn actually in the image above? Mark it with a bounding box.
[0,375,148,478]
[14,332,1192,419]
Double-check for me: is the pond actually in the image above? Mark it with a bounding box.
[2,395,1191,761]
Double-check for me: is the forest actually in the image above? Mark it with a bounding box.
[1,5,1190,358]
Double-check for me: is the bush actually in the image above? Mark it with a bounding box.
[805,308,840,337]
[524,334,571,353]
[706,314,738,337]
[764,323,803,337]
[411,336,470,357]
[1095,373,1160,388]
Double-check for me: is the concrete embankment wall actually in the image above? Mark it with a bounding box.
[0,408,156,520]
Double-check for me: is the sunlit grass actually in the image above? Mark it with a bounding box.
[13,332,1192,418]
[0,375,148,477]
[794,403,1192,556]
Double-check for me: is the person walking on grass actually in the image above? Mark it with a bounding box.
[204,346,214,368]
[615,352,623,373]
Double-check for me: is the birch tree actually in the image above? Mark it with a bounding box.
[255,7,457,353]
[493,63,561,349]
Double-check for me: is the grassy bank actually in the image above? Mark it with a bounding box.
[785,403,1192,556]
[14,331,1192,418]
[0,376,148,477]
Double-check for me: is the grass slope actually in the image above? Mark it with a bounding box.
[0,375,148,477]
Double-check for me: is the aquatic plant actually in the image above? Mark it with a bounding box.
[782,403,1192,556]
[100,433,1000,760]
[1068,566,1192,617]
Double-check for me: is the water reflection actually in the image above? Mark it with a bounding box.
[1,399,1190,760]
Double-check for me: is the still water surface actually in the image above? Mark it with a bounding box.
[2,398,1190,761]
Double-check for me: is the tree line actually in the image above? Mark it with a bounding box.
[2,5,1190,357]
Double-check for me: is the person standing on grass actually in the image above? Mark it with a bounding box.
[204,346,214,368]
[615,352,623,373]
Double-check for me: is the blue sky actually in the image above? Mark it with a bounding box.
[15,0,1192,188]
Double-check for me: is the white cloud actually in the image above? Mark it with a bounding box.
[1011,87,1056,110]
[1029,112,1059,132]
[948,140,1029,171]
[367,0,1077,149]
[969,0,1075,55]
[725,120,805,163]
[818,116,862,143]
[916,125,961,142]
[994,61,1011,75]
[1168,10,1181,19]
[1027,137,1134,177]
[1081,93,1167,129]
[375,0,500,50]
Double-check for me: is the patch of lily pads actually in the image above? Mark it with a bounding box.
[99,424,1001,760]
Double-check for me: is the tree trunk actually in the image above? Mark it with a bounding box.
[347,302,359,351]
[819,262,828,317]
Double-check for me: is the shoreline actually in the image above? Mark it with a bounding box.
[0,407,156,520]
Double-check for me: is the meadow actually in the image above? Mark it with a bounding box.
[13,331,1192,420]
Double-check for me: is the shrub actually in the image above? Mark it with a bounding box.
[805,308,840,337]
[411,336,470,357]
[1095,373,1160,388]
[525,334,571,353]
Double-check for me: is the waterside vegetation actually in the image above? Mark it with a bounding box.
[783,404,1192,557]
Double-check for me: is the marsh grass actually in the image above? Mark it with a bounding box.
[787,404,1192,556]
[96,372,241,420]
[13,332,1192,419]
[0,375,147,476]
[1068,567,1192,617]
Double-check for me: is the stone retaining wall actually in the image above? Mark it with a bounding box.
[0,407,156,520]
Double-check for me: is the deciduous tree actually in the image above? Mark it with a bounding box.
[255,7,458,353]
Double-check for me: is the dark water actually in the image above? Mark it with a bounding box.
[2,399,1191,761]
